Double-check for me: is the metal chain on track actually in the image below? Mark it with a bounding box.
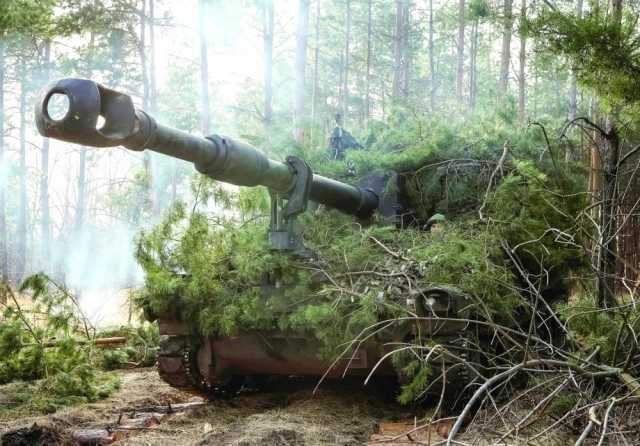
[157,335,241,399]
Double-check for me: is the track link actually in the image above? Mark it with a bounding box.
[157,335,243,399]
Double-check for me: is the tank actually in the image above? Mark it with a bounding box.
[35,78,479,399]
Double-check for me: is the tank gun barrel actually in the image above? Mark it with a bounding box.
[35,78,378,218]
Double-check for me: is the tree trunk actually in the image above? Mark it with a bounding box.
[498,0,513,96]
[365,0,372,122]
[517,0,526,122]
[149,0,160,216]
[148,0,159,216]
[138,0,155,216]
[469,18,478,111]
[149,0,157,115]
[75,150,87,232]
[338,51,344,115]
[198,0,211,135]
[428,0,435,110]
[598,118,619,309]
[17,60,28,282]
[392,0,411,100]
[401,1,410,98]
[293,0,310,144]
[311,0,320,126]
[0,39,8,284]
[391,0,404,101]
[342,0,351,122]
[455,0,465,103]
[76,31,96,236]
[41,39,52,271]
[589,98,602,195]
[568,0,583,134]
[263,0,274,127]
[612,0,623,23]
[568,77,577,126]
[596,0,623,308]
[139,0,149,110]
[567,13,580,165]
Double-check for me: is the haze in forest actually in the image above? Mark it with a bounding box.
[0,0,625,324]
[0,0,300,323]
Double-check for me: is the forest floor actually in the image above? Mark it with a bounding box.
[0,367,573,446]
[0,367,441,445]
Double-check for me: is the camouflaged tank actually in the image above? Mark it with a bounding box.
[35,78,482,399]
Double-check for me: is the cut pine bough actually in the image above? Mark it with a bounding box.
[72,401,208,445]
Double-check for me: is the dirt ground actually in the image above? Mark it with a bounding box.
[0,368,446,446]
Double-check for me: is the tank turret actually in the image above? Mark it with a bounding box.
[33,78,475,402]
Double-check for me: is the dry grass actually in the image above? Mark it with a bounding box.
[1,371,396,445]
[4,367,621,445]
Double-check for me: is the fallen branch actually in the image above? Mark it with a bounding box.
[72,429,123,445]
[478,141,509,221]
[127,401,207,414]
[574,407,599,446]
[618,371,640,398]
[72,403,204,445]
[20,337,127,349]
[444,359,620,446]
[368,235,411,262]
[597,397,617,446]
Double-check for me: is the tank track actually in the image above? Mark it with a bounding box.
[156,335,242,399]
[157,335,207,396]
[156,332,480,403]
[443,331,475,408]
[414,330,478,406]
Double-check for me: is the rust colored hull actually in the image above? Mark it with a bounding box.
[156,318,397,394]
[155,286,477,396]
[207,335,394,379]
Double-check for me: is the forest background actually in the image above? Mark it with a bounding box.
[0,0,638,331]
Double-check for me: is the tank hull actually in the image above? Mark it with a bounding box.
[156,317,396,394]
[155,300,479,399]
